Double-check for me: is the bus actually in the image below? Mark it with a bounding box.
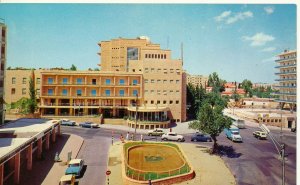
[231,117,246,129]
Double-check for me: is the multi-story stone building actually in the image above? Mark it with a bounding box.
[274,50,297,110]
[0,21,6,124]
[186,74,208,88]
[5,36,186,129]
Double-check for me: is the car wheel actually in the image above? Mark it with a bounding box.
[162,138,167,141]
[177,138,182,142]
[149,133,152,136]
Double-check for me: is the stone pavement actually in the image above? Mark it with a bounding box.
[107,141,236,185]
[41,134,84,185]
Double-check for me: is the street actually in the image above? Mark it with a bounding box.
[61,121,296,185]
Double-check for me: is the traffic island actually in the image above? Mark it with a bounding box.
[122,142,195,185]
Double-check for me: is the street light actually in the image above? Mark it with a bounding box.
[260,123,286,185]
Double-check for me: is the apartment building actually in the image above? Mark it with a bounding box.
[99,36,186,123]
[0,21,6,124]
[186,74,208,88]
[274,50,297,110]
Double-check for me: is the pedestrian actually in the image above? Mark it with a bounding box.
[131,133,134,140]
[126,132,129,140]
[141,134,144,141]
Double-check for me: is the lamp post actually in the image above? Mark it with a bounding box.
[260,124,286,185]
[134,93,138,141]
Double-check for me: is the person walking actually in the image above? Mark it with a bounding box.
[126,132,129,140]
[141,134,144,142]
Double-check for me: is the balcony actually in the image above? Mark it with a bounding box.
[275,56,297,62]
[274,64,296,68]
[275,78,296,81]
[272,92,296,96]
[275,71,296,75]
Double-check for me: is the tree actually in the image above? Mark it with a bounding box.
[241,79,253,97]
[70,64,77,71]
[207,72,225,93]
[94,68,100,71]
[28,71,37,114]
[189,92,231,153]
[231,86,241,107]
[186,83,207,119]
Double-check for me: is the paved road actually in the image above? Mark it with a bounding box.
[62,122,296,185]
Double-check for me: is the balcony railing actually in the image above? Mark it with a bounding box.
[275,71,296,75]
[41,103,129,107]
[41,94,140,98]
[275,78,296,81]
[275,56,297,62]
[274,64,297,68]
[43,82,140,86]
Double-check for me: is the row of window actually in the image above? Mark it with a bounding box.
[145,53,167,59]
[145,90,180,95]
[46,89,139,97]
[144,100,180,105]
[145,79,180,84]
[144,68,180,74]
[11,88,40,95]
[46,78,139,85]
[12,77,41,85]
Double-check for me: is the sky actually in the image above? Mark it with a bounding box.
[0,4,296,83]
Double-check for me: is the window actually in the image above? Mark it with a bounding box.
[151,100,154,104]
[12,77,16,84]
[92,79,97,85]
[157,90,161,95]
[163,100,167,104]
[170,69,174,73]
[105,90,111,96]
[163,80,167,83]
[119,79,125,85]
[157,68,161,73]
[105,79,111,85]
[145,79,148,83]
[170,100,173,104]
[76,89,82,96]
[36,78,40,84]
[151,79,155,83]
[119,90,125,96]
[62,78,68,84]
[132,69,135,72]
[145,68,149,73]
[23,78,27,84]
[145,54,148,58]
[133,90,138,96]
[34,89,39,97]
[163,69,167,74]
[133,79,138,85]
[170,80,174,83]
[144,100,148,104]
[176,100,179,104]
[163,90,167,95]
[62,89,68,96]
[151,68,155,72]
[47,89,53,95]
[176,80,180,84]
[151,90,154,94]
[170,90,173,94]
[11,88,15,94]
[145,90,148,94]
[157,100,160,104]
[127,47,139,60]
[47,78,53,84]
[91,89,96,96]
[77,78,83,84]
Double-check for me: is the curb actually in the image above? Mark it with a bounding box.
[75,136,85,158]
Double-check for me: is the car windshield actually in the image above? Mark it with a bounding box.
[69,163,79,167]
[232,132,239,135]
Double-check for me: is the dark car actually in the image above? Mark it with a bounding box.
[79,122,98,128]
[191,133,212,142]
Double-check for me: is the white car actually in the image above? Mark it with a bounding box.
[147,129,165,136]
[61,119,76,126]
[161,132,185,142]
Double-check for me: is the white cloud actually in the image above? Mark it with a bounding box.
[214,11,231,22]
[261,47,276,52]
[226,11,253,24]
[261,56,278,63]
[264,7,275,14]
[242,33,275,46]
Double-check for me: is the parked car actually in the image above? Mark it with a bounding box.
[65,159,84,177]
[161,132,185,142]
[224,126,243,142]
[59,175,75,185]
[61,119,76,126]
[148,129,165,136]
[253,131,267,140]
[79,121,98,128]
[191,133,212,142]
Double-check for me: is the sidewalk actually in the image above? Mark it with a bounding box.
[107,141,235,185]
[41,134,84,185]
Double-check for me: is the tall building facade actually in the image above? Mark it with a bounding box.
[274,50,297,110]
[0,21,6,124]
[98,37,186,122]
[186,74,208,88]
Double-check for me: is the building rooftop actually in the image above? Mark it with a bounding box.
[0,118,60,164]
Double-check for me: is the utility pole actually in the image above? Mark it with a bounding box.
[134,93,138,141]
